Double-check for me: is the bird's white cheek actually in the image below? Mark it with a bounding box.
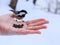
[19,13,25,16]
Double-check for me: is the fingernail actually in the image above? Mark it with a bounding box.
[46,21,49,23]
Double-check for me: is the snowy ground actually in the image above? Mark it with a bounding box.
[0,0,60,45]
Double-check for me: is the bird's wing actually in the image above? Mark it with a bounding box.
[9,0,18,10]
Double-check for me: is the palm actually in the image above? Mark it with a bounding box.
[0,14,49,35]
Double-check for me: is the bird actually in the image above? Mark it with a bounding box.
[9,0,27,28]
[10,10,28,22]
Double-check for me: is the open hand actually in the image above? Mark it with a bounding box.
[0,14,49,35]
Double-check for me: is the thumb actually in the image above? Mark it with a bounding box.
[10,13,15,18]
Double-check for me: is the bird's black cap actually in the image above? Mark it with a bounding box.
[20,10,27,14]
[10,10,28,15]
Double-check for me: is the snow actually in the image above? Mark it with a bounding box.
[0,0,60,45]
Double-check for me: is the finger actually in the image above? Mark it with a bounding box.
[12,28,41,35]
[26,25,47,30]
[26,18,46,24]
[29,21,49,26]
[25,30,41,34]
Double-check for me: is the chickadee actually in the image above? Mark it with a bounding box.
[10,10,27,22]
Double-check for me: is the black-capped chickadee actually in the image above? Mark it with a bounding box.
[10,10,27,22]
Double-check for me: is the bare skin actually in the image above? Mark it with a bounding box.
[0,14,49,35]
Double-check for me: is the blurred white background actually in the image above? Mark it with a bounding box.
[0,0,60,45]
